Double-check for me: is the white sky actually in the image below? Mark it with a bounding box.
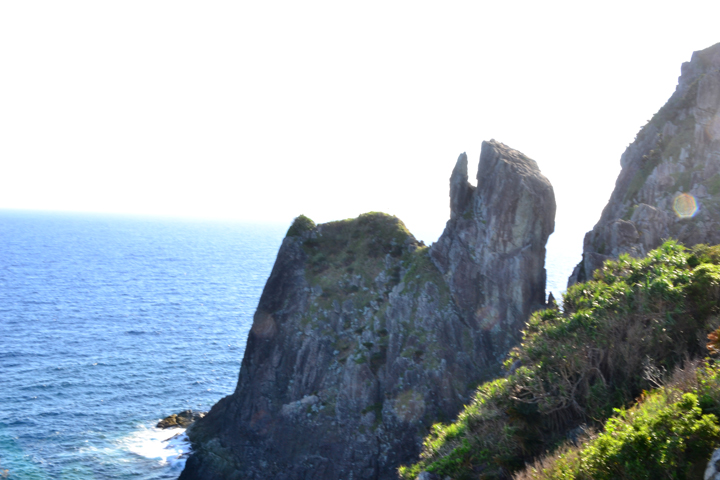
[2,1,720,247]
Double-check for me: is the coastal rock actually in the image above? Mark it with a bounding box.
[157,410,205,429]
[180,143,555,480]
[570,42,720,284]
[432,140,556,355]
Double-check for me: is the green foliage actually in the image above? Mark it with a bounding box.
[286,214,316,237]
[690,243,720,267]
[516,361,720,480]
[301,212,412,294]
[303,212,411,265]
[400,240,720,479]
[298,211,454,414]
[578,393,718,480]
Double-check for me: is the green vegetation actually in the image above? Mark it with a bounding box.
[301,212,413,310]
[515,364,720,480]
[297,212,453,394]
[286,214,316,237]
[400,241,720,480]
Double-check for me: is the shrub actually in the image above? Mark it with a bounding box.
[400,240,720,479]
[286,214,316,237]
[514,360,720,480]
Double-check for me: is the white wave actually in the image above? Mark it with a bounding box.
[122,424,192,469]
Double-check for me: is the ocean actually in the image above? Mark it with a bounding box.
[0,211,580,480]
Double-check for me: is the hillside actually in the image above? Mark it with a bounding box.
[402,241,720,479]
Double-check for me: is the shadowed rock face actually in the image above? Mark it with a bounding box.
[570,42,720,285]
[180,142,555,480]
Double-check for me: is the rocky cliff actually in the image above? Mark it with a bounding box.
[180,141,555,480]
[570,42,720,284]
[432,141,556,357]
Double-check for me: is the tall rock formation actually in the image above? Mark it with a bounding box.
[180,141,555,480]
[431,140,556,357]
[570,42,720,284]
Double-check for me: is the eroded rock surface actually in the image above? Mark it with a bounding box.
[570,42,720,284]
[432,140,556,357]
[180,142,555,480]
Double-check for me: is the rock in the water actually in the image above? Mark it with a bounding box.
[570,42,720,285]
[157,410,205,429]
[180,143,555,480]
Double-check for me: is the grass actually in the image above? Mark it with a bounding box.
[399,240,720,479]
[286,214,316,237]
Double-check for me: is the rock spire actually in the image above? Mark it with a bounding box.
[180,141,555,480]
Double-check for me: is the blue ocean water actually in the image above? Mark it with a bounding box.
[0,211,580,480]
[0,211,286,479]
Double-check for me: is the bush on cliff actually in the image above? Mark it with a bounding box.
[286,214,316,237]
[399,241,720,480]
[514,360,720,480]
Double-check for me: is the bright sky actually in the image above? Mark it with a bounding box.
[2,1,720,247]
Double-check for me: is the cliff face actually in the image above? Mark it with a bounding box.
[431,140,556,357]
[570,42,720,284]
[180,141,555,480]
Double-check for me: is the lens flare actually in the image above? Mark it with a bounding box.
[673,193,698,218]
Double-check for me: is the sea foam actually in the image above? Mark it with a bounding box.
[123,425,192,470]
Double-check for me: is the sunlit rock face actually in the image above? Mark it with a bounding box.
[570,42,720,285]
[431,140,556,357]
[180,142,555,480]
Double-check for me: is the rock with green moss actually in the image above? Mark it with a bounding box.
[286,214,316,237]
[180,144,556,480]
[571,42,720,285]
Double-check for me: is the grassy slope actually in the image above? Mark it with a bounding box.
[400,241,720,479]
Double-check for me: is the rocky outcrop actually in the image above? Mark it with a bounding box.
[157,410,205,429]
[570,42,720,284]
[180,142,555,480]
[431,140,556,357]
